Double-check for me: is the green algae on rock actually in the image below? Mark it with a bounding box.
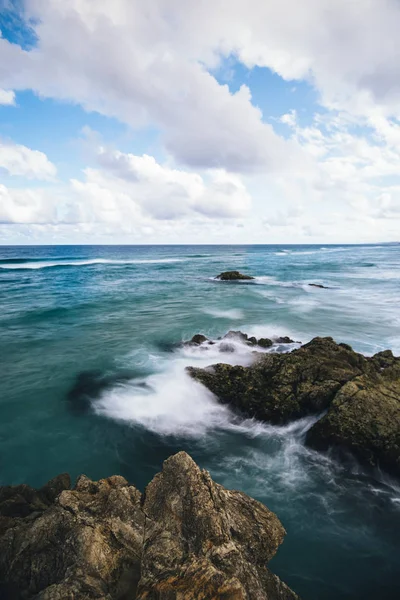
[0,452,300,600]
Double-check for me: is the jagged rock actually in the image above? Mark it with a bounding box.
[306,353,400,474]
[215,271,255,281]
[137,452,299,599]
[0,453,300,600]
[0,474,144,599]
[188,337,367,424]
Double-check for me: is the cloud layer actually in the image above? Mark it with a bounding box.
[1,0,400,242]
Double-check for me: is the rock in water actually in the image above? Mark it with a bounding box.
[0,453,300,599]
[188,337,367,424]
[306,351,400,474]
[215,271,255,280]
[187,337,400,476]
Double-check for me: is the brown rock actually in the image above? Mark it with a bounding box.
[137,452,299,600]
[0,454,300,600]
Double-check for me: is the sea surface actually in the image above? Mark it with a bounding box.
[0,244,399,599]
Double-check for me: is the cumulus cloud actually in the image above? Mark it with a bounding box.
[0,0,302,173]
[0,184,58,224]
[0,139,57,180]
[0,89,15,105]
[73,146,251,221]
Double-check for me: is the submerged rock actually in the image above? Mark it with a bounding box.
[0,453,299,600]
[187,337,400,476]
[215,270,255,281]
[308,283,330,289]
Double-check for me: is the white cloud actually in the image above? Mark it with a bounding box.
[0,184,58,224]
[73,146,251,221]
[0,0,303,173]
[0,139,57,180]
[0,89,15,105]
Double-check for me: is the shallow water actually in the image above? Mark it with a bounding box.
[0,244,399,599]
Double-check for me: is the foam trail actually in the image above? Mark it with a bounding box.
[201,308,244,319]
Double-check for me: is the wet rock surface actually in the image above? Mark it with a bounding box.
[182,330,296,351]
[215,271,255,281]
[0,453,299,600]
[188,337,400,476]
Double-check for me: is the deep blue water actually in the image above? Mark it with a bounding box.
[0,244,399,599]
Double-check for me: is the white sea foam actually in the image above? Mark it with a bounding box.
[0,258,184,270]
[94,334,281,436]
[201,307,244,319]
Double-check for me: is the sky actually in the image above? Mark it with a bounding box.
[0,0,400,244]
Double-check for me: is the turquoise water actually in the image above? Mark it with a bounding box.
[0,244,399,599]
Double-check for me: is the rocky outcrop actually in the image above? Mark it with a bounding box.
[188,337,367,424]
[0,452,300,600]
[188,337,400,476]
[215,271,255,281]
[306,350,400,473]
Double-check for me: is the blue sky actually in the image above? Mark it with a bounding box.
[1,0,400,244]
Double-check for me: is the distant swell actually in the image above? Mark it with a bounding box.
[0,258,184,270]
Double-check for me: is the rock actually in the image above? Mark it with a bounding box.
[137,452,299,600]
[188,337,400,476]
[189,334,208,345]
[0,474,144,599]
[274,336,295,344]
[306,354,400,474]
[258,337,273,348]
[188,337,368,424]
[247,336,258,346]
[308,283,329,289]
[0,453,300,600]
[223,330,249,342]
[216,271,255,281]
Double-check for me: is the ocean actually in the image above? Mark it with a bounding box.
[0,244,399,599]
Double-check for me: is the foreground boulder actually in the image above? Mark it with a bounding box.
[215,271,255,280]
[0,452,299,600]
[188,338,400,476]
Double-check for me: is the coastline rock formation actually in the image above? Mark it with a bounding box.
[183,330,296,350]
[215,271,255,281]
[0,452,300,600]
[188,337,400,476]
